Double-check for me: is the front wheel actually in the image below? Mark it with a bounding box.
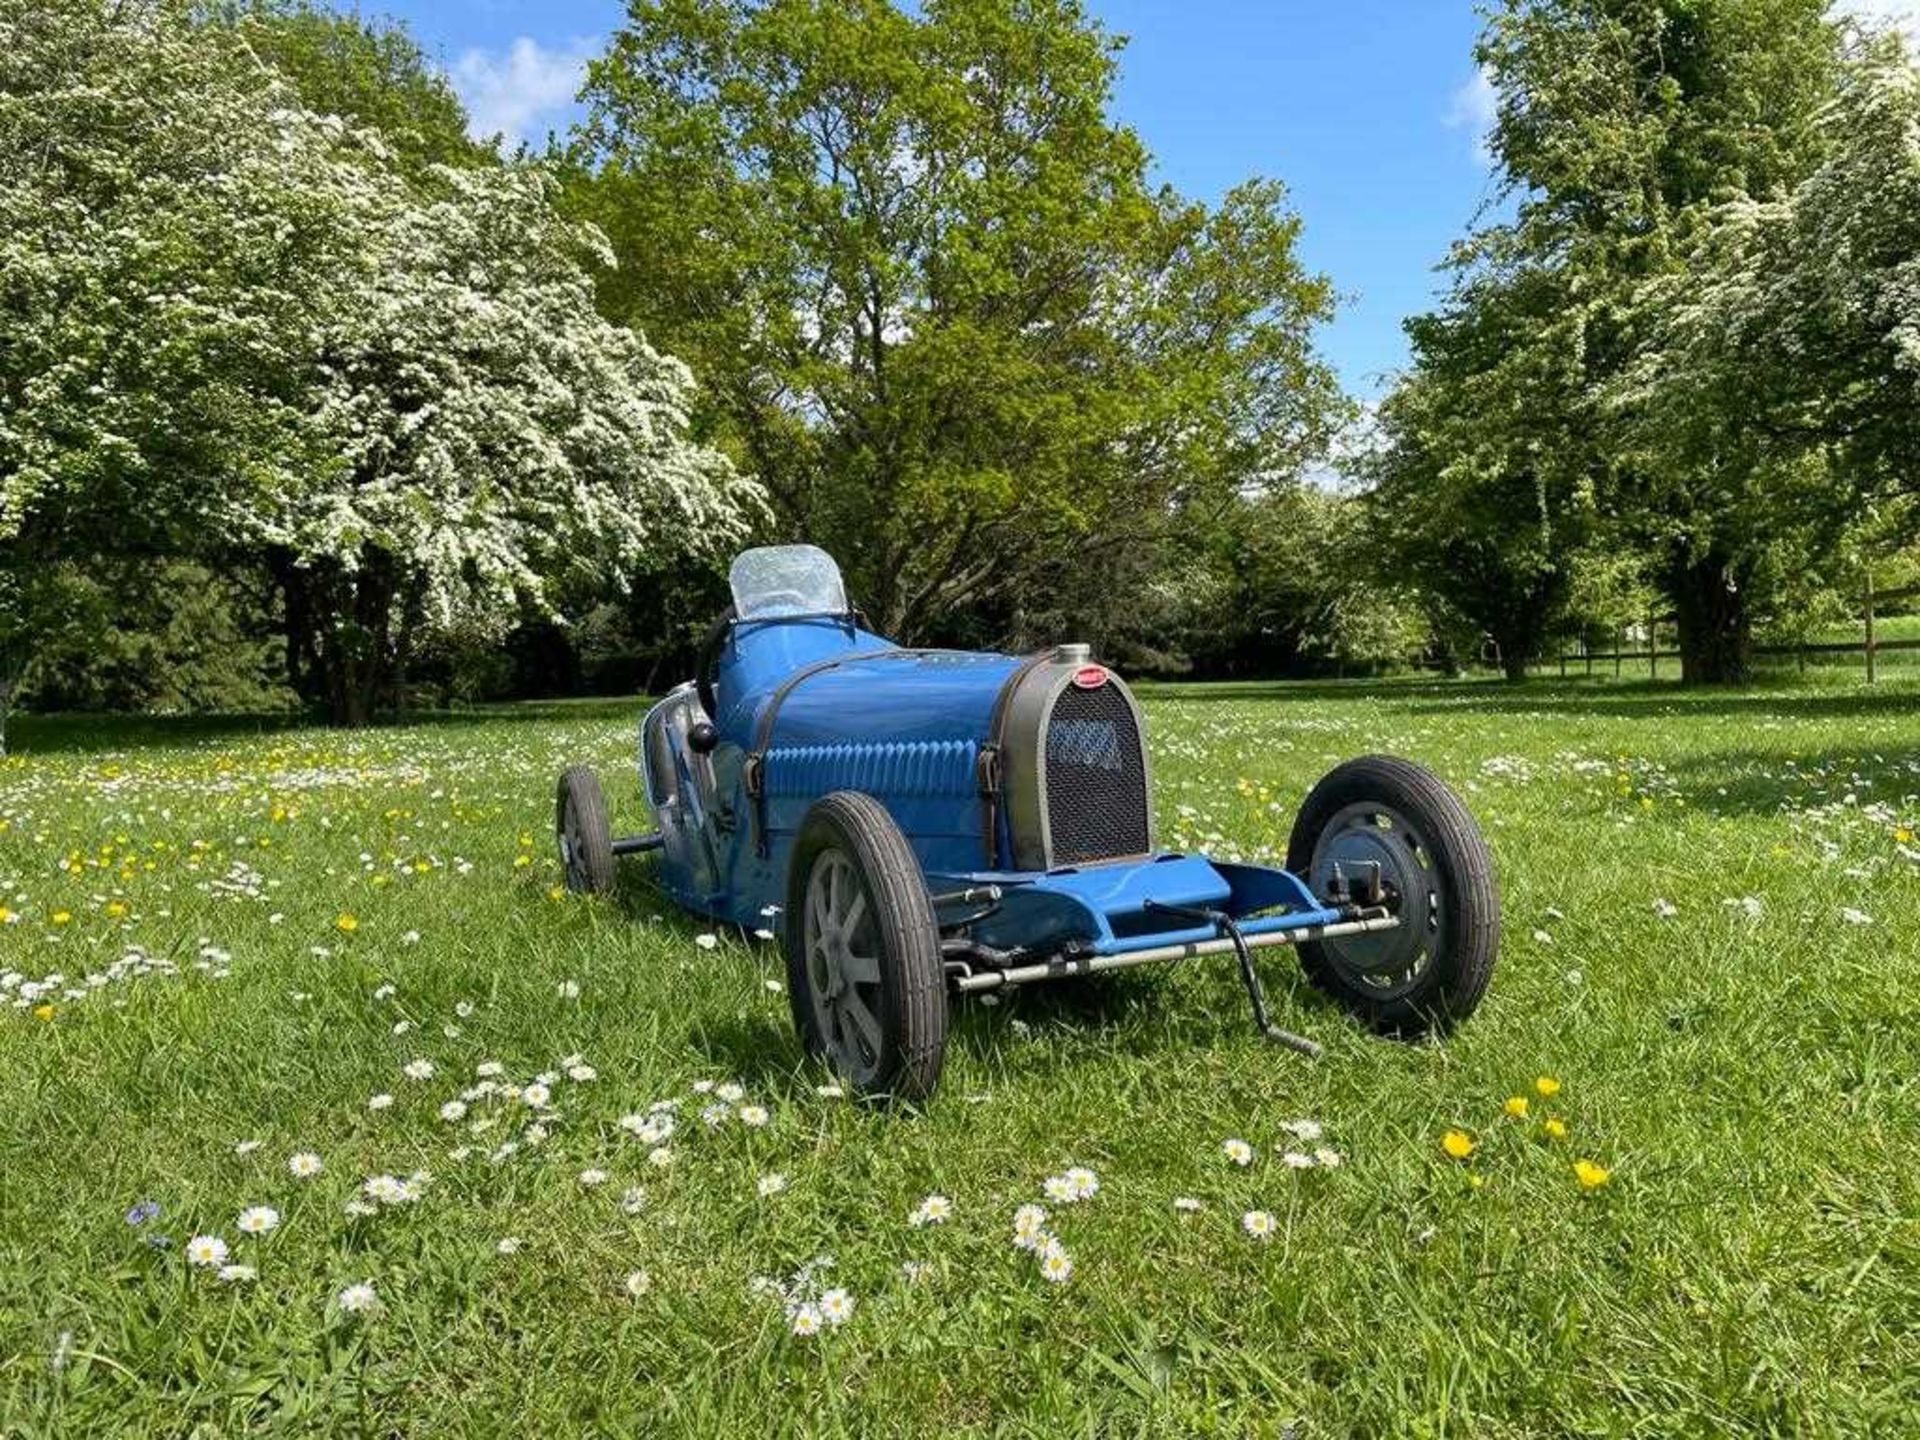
[783,791,946,1101]
[1286,755,1498,1036]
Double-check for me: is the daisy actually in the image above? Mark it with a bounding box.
[1172,1196,1203,1213]
[818,1288,854,1325]
[186,1234,229,1268]
[621,1187,647,1215]
[567,1063,597,1083]
[288,1152,323,1179]
[454,1001,475,1018]
[695,933,719,950]
[815,1083,844,1099]
[439,1100,467,1123]
[716,1082,745,1103]
[1043,1174,1076,1203]
[624,1269,652,1298]
[496,1237,522,1255]
[908,1194,953,1227]
[1280,1151,1315,1170]
[1039,1241,1073,1284]
[1279,1118,1323,1142]
[476,1061,504,1078]
[233,1139,263,1157]
[1222,1138,1253,1166]
[1242,1209,1277,1240]
[647,1146,673,1168]
[368,1093,393,1112]
[700,1103,730,1128]
[1012,1204,1049,1249]
[1313,1148,1343,1168]
[402,1058,435,1081]
[556,980,580,999]
[217,1264,257,1284]
[236,1205,280,1235]
[522,1082,551,1108]
[691,1080,716,1094]
[1062,1166,1099,1200]
[363,1174,407,1206]
[579,1168,609,1187]
[757,1173,789,1197]
[335,1281,380,1315]
[790,1303,823,1336]
[738,1104,769,1127]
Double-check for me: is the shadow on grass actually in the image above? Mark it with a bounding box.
[1663,742,1920,817]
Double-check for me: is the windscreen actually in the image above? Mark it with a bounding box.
[728,545,849,620]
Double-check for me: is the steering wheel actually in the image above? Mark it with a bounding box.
[695,605,735,720]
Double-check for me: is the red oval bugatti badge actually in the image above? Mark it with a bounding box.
[1071,664,1108,689]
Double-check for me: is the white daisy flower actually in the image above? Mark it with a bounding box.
[1278,1118,1323,1142]
[288,1152,323,1179]
[647,1146,673,1168]
[556,980,580,999]
[1222,1138,1253,1166]
[522,1082,551,1108]
[567,1063,597,1083]
[624,1269,651,1298]
[691,1080,716,1094]
[217,1264,257,1284]
[454,1001,474,1018]
[909,1194,953,1226]
[1314,1147,1343,1169]
[335,1281,380,1315]
[757,1173,789,1197]
[1062,1166,1099,1200]
[579,1168,609,1187]
[373,983,396,1001]
[186,1234,229,1268]
[402,1058,434,1081]
[1281,1151,1316,1169]
[344,1199,377,1218]
[738,1104,769,1128]
[695,933,719,950]
[818,1288,854,1325]
[367,1093,393,1112]
[815,1083,844,1099]
[496,1237,522,1256]
[1043,1174,1076,1203]
[1173,1196,1203,1212]
[620,1187,647,1215]
[791,1303,823,1336]
[233,1139,263,1157]
[1242,1209,1278,1240]
[1039,1242,1073,1284]
[439,1100,468,1123]
[475,1061,504,1078]
[716,1082,745,1103]
[236,1205,280,1235]
[1012,1204,1049,1250]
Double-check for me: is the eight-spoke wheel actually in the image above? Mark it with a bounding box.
[555,765,616,896]
[1286,755,1498,1035]
[783,791,946,1100]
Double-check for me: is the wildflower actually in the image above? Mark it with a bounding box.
[496,1237,522,1256]
[1530,928,1553,945]
[567,1063,597,1083]
[1840,907,1874,926]
[1278,1118,1323,1142]
[815,1083,844,1098]
[476,1061,504,1078]
[1242,1210,1278,1240]
[335,914,358,933]
[1440,1129,1475,1160]
[738,1104,769,1127]
[579,1168,609,1187]
[909,1194,953,1227]
[1172,1196,1203,1213]
[716,1082,745,1103]
[757,1173,789,1197]
[217,1264,257,1284]
[373,983,396,1001]
[402,1059,435,1081]
[233,1139,263,1157]
[1222,1138,1253,1166]
[52,910,72,925]
[819,1287,854,1325]
[1038,1240,1073,1284]
[1543,1118,1569,1141]
[1652,898,1678,919]
[624,1269,651,1298]
[1060,1166,1099,1200]
[1504,1096,1530,1119]
[1314,1148,1343,1169]
[522,1082,551,1108]
[621,1187,647,1214]
[691,1080,716,1094]
[368,1093,393,1111]
[439,1100,467,1123]
[1012,1204,1049,1249]
[187,1234,229,1268]
[1280,1151,1315,1169]
[647,1146,673,1168]
[1573,1159,1611,1189]
[556,980,580,999]
[1534,1076,1561,1098]
[335,1281,380,1315]
[791,1303,823,1336]
[695,933,719,950]
[32,1003,53,1020]
[236,1206,280,1236]
[125,1199,160,1226]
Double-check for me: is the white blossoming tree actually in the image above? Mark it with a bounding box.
[1,0,758,734]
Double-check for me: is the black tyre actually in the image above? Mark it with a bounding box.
[1285,755,1498,1035]
[783,791,946,1101]
[555,765,616,895]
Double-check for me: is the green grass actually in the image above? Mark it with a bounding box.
[4,676,1918,1436]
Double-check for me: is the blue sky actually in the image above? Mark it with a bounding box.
[371,0,1914,401]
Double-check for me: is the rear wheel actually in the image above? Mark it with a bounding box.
[555,765,616,895]
[783,791,946,1101]
[1286,755,1497,1035]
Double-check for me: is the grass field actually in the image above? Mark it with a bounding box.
[4,676,1918,1437]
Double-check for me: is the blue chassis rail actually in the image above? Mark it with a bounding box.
[927,851,1349,960]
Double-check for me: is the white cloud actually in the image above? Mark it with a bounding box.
[450,36,597,147]
[1444,65,1497,166]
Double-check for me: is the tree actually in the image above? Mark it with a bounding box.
[1410,0,1844,683]
[567,0,1344,643]
[1,0,759,729]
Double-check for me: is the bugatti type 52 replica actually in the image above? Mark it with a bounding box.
[556,546,1498,1100]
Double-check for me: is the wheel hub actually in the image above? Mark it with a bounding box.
[1310,801,1442,992]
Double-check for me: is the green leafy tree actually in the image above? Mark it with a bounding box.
[568,0,1344,642]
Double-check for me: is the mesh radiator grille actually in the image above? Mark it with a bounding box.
[1044,682,1150,864]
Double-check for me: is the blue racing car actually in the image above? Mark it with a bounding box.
[557,545,1498,1099]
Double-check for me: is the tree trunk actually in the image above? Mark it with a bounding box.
[312,548,400,728]
[1669,551,1751,685]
